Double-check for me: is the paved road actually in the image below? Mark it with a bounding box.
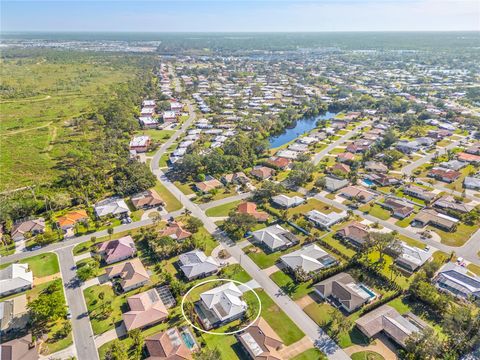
[401,138,465,176]
[312,120,371,165]
[0,210,184,264]
[56,247,99,360]
[152,168,350,359]
[150,101,196,171]
[198,192,253,210]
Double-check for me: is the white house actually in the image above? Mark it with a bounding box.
[0,264,33,297]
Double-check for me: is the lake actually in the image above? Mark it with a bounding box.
[268,111,337,148]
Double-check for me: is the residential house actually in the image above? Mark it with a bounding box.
[271,194,305,209]
[129,136,151,153]
[97,236,136,265]
[11,218,45,242]
[266,156,291,170]
[280,244,337,275]
[221,172,250,185]
[163,111,177,123]
[131,189,164,210]
[250,166,275,180]
[123,289,168,331]
[355,305,428,348]
[105,258,150,292]
[144,328,193,360]
[238,202,269,222]
[237,317,284,360]
[381,197,415,219]
[158,222,192,241]
[179,250,219,281]
[330,163,351,177]
[56,210,88,232]
[0,294,29,334]
[365,161,388,173]
[324,176,349,192]
[413,209,458,231]
[314,272,375,312]
[457,152,480,164]
[464,176,480,190]
[337,152,355,164]
[306,210,348,229]
[195,282,247,329]
[251,224,299,253]
[336,221,370,247]
[433,195,475,214]
[94,197,130,218]
[339,186,376,203]
[0,264,33,297]
[403,185,436,202]
[195,178,223,193]
[434,263,480,301]
[0,333,38,360]
[395,242,434,272]
[428,167,461,183]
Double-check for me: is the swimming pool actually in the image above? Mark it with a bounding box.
[359,284,376,299]
[181,331,196,350]
[362,179,374,187]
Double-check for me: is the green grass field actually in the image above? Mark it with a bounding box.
[0,56,136,191]
[205,200,241,217]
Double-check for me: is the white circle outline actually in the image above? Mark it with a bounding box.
[180,278,262,335]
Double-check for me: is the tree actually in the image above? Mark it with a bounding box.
[401,327,443,360]
[193,348,222,360]
[365,232,400,263]
[129,329,144,359]
[185,216,202,234]
[105,339,128,360]
[222,212,257,241]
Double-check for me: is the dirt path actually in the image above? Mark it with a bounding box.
[33,273,61,286]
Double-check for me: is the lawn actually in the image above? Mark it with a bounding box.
[303,301,369,349]
[292,348,327,360]
[205,200,242,217]
[270,270,313,300]
[287,198,343,218]
[429,222,478,247]
[246,289,304,345]
[359,204,391,221]
[351,351,385,360]
[244,242,303,269]
[153,181,183,212]
[395,213,416,228]
[84,284,129,335]
[0,252,60,278]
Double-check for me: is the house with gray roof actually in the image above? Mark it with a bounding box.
[0,264,33,297]
[314,272,376,313]
[355,305,428,348]
[251,224,299,253]
[434,263,480,301]
[395,242,434,272]
[179,250,219,280]
[271,194,305,209]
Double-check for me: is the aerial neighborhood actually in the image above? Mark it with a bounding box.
[1,32,480,360]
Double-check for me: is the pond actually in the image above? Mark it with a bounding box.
[268,111,337,148]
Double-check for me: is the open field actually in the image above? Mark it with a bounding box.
[0,55,136,191]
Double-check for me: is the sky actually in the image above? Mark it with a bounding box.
[2,0,479,32]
